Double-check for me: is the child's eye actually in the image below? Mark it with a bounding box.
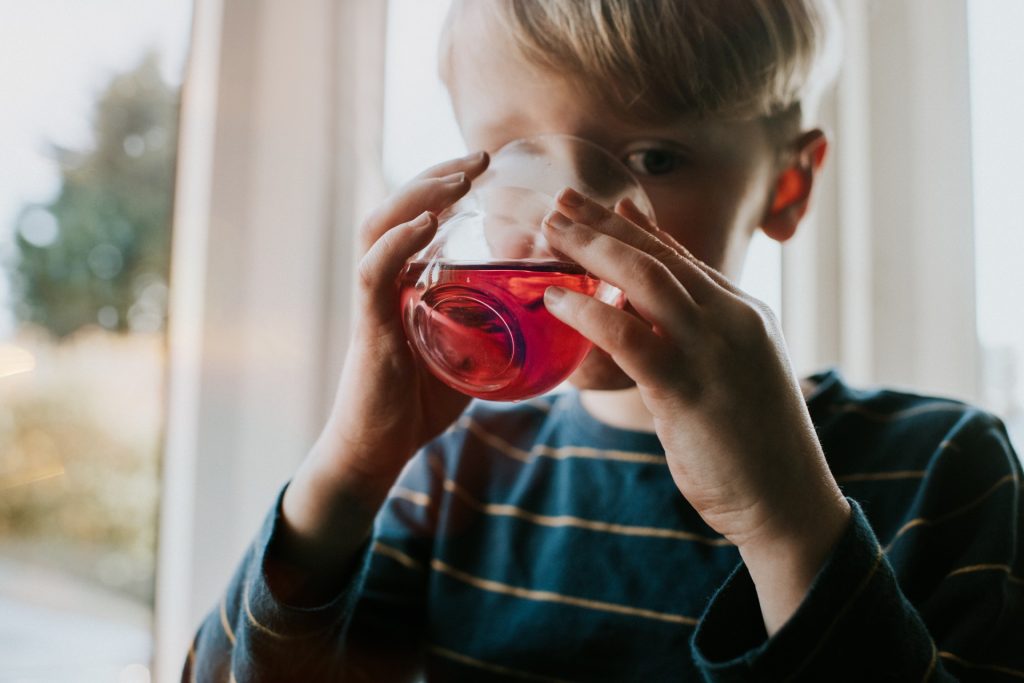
[624,149,683,176]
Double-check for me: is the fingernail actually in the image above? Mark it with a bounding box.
[441,171,467,185]
[544,286,566,305]
[544,211,574,230]
[462,150,487,163]
[410,211,432,229]
[558,187,585,207]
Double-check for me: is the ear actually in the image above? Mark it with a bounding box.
[761,129,828,243]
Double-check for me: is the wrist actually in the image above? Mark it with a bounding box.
[312,418,414,491]
[285,443,400,543]
[272,459,391,607]
[737,491,852,636]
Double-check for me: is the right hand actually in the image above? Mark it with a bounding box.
[324,150,491,487]
[282,151,490,555]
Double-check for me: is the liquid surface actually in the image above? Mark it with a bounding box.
[400,261,600,401]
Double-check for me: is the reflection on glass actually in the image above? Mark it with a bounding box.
[0,2,191,680]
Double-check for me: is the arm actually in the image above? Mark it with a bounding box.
[693,413,1024,681]
[182,482,372,683]
[540,191,1023,680]
[541,188,854,630]
[184,445,446,683]
[183,151,489,681]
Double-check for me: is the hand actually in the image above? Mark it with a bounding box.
[315,150,490,489]
[275,152,490,601]
[541,187,850,632]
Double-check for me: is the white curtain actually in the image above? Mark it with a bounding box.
[154,1,388,680]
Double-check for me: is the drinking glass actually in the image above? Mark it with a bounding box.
[400,134,654,401]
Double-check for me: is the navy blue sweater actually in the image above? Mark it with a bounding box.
[186,369,1024,681]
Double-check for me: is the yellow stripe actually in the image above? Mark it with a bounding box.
[229,672,238,683]
[939,651,1024,679]
[458,416,663,464]
[374,541,425,571]
[391,486,431,507]
[241,580,306,641]
[886,473,1019,552]
[533,443,664,464]
[923,641,937,682]
[431,558,697,626]
[785,545,885,681]
[429,645,572,683]
[443,477,731,546]
[835,441,958,483]
[939,439,963,453]
[831,401,966,422]
[459,417,532,461]
[835,470,928,483]
[187,641,197,683]
[219,596,237,645]
[945,563,1024,584]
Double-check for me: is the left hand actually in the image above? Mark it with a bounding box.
[541,187,850,555]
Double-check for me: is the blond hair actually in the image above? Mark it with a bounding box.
[441,0,840,136]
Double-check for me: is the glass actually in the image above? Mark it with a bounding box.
[400,134,654,401]
[383,0,782,396]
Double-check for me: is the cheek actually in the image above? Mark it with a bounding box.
[643,170,767,271]
[567,346,637,390]
[644,188,736,270]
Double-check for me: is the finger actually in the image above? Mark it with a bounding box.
[543,286,675,388]
[357,211,437,325]
[555,187,721,304]
[359,151,489,252]
[616,197,744,298]
[614,197,658,235]
[556,188,665,252]
[414,150,489,181]
[543,211,697,342]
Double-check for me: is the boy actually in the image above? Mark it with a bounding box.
[187,0,1023,680]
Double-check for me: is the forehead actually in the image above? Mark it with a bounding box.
[443,1,774,161]
[444,2,576,142]
[448,32,641,149]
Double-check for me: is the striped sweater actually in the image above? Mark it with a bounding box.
[186,369,1024,681]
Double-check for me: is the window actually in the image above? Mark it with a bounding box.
[969,0,1024,447]
[0,2,191,680]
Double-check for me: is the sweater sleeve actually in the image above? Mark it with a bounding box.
[184,446,446,682]
[691,412,1024,682]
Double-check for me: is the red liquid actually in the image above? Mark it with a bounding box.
[400,261,601,401]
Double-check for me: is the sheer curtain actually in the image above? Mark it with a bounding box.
[785,0,979,403]
[155,1,387,679]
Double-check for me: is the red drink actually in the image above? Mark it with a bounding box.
[400,260,604,401]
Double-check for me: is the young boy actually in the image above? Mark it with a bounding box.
[186,1,1023,680]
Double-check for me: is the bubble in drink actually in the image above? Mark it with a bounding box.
[401,260,603,401]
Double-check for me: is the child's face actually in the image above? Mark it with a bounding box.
[445,5,787,390]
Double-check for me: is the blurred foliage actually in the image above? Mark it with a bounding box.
[0,52,178,605]
[0,329,164,603]
[8,51,178,338]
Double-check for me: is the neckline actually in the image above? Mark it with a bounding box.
[557,391,665,454]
